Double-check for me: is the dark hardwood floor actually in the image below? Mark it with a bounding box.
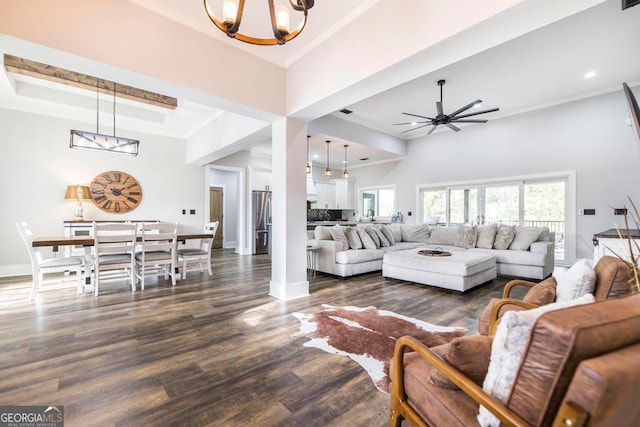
[0,250,513,426]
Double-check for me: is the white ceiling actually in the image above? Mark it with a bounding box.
[0,1,639,170]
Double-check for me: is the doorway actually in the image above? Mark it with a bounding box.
[209,187,223,249]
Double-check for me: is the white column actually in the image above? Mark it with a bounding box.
[269,117,309,300]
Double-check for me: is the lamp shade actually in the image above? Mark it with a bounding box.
[65,185,91,201]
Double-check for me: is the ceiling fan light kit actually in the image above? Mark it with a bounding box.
[204,0,314,46]
[393,79,499,134]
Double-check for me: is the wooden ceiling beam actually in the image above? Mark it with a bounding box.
[3,54,177,110]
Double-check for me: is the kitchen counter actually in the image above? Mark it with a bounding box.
[307,221,357,230]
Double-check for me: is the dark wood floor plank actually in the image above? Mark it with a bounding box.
[0,249,512,426]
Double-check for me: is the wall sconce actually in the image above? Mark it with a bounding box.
[64,185,92,221]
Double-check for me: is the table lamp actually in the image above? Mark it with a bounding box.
[64,184,92,220]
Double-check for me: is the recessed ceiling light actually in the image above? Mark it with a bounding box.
[313,154,319,158]
[584,71,597,79]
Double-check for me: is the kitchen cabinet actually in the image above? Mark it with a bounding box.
[315,182,336,209]
[252,170,272,191]
[335,179,352,209]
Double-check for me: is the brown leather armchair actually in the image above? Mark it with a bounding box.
[477,256,633,335]
[389,293,640,427]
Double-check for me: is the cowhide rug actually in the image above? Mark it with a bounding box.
[292,305,467,393]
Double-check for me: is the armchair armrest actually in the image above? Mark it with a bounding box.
[502,279,537,298]
[488,299,539,336]
[390,336,529,427]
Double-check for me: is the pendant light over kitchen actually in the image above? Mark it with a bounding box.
[324,140,332,178]
[342,144,349,179]
[306,135,311,175]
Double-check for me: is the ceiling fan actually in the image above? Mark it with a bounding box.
[393,79,499,134]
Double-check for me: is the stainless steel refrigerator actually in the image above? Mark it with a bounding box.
[252,190,272,255]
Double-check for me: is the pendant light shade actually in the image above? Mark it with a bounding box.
[342,144,349,179]
[306,135,311,175]
[324,140,332,178]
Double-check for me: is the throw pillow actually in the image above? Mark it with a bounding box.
[555,258,596,302]
[344,227,362,250]
[428,335,493,390]
[380,224,395,245]
[536,227,551,242]
[374,227,391,247]
[456,225,478,249]
[509,226,542,251]
[365,227,381,248]
[476,224,498,249]
[478,293,595,427]
[492,224,516,250]
[389,224,403,242]
[356,227,377,250]
[329,226,349,251]
[314,225,333,240]
[401,224,430,242]
[522,276,557,305]
[428,227,458,246]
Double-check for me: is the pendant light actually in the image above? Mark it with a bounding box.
[324,140,332,178]
[342,144,349,179]
[306,135,311,175]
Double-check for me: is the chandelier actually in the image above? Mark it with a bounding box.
[204,0,315,46]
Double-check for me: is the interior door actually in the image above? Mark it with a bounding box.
[209,187,223,249]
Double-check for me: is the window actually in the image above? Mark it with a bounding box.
[358,186,396,218]
[418,172,574,264]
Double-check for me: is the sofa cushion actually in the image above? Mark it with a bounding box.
[402,224,430,242]
[476,224,498,249]
[523,276,557,305]
[380,224,395,245]
[314,225,333,240]
[357,227,377,249]
[492,224,516,250]
[374,227,391,247]
[365,227,381,248]
[389,224,403,242]
[428,335,493,390]
[456,225,478,249]
[335,249,383,264]
[556,258,596,302]
[470,248,546,267]
[329,226,349,251]
[509,226,543,251]
[536,227,551,241]
[344,227,362,250]
[478,293,595,427]
[428,227,458,246]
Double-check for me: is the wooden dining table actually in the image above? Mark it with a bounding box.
[32,233,213,292]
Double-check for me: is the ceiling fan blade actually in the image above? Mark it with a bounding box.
[401,123,434,133]
[436,101,443,116]
[454,107,500,120]
[402,112,434,120]
[392,121,429,126]
[427,124,439,135]
[448,99,482,118]
[451,119,488,123]
[446,123,461,132]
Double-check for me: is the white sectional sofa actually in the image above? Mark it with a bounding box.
[309,223,555,281]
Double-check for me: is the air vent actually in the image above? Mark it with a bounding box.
[340,108,353,115]
[359,157,370,161]
[623,0,639,9]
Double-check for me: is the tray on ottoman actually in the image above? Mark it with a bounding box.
[382,248,496,292]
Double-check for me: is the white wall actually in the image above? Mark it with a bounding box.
[1,108,205,277]
[349,90,640,261]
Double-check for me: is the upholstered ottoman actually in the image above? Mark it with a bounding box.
[382,248,496,292]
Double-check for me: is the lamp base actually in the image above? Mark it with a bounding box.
[74,202,84,221]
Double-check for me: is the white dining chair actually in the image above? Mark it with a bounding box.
[177,221,218,280]
[16,222,84,300]
[135,222,178,289]
[92,222,137,296]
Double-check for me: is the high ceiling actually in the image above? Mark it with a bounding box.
[0,1,639,170]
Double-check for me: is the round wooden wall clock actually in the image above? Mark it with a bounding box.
[90,171,143,213]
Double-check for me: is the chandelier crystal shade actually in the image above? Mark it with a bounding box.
[324,140,332,179]
[204,0,315,46]
[70,80,139,156]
